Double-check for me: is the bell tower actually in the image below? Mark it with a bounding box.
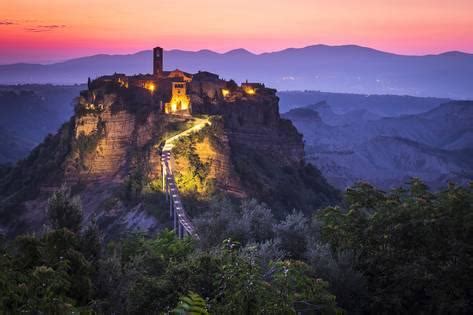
[153,46,163,76]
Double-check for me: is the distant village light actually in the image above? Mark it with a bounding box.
[221,89,230,97]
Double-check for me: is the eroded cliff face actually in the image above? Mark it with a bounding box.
[67,106,160,183]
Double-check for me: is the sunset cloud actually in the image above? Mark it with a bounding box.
[24,24,66,32]
[0,20,14,25]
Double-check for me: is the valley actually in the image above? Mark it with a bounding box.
[284,99,473,189]
[0,84,84,163]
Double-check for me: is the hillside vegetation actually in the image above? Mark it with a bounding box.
[1,179,471,313]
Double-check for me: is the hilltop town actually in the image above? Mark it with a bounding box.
[0,46,337,238]
[84,46,269,116]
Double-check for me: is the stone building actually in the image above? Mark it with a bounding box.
[164,82,190,113]
[90,46,266,116]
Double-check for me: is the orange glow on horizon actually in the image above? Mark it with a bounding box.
[1,0,472,63]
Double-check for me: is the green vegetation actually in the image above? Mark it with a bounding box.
[0,121,74,227]
[173,133,211,191]
[232,144,340,219]
[122,167,145,202]
[317,179,473,313]
[169,119,226,217]
[141,180,170,223]
[47,186,83,233]
[0,188,97,313]
[173,292,209,314]
[162,119,195,142]
[76,119,106,163]
[172,123,217,194]
[1,179,472,313]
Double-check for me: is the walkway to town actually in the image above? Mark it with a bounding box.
[161,117,209,239]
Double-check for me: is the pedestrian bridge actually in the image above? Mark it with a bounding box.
[160,117,209,239]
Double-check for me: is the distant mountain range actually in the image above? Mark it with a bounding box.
[1,45,472,99]
[283,100,473,190]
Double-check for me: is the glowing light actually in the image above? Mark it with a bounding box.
[117,78,128,88]
[243,87,256,95]
[145,82,156,93]
[221,89,230,97]
[165,81,190,113]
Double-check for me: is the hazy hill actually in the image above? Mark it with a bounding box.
[277,90,450,115]
[1,45,472,99]
[0,85,84,163]
[0,127,34,163]
[284,100,473,189]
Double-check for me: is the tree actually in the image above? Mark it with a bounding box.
[173,291,209,315]
[239,199,275,243]
[80,216,101,264]
[210,239,265,314]
[47,185,83,233]
[274,210,309,259]
[267,260,340,314]
[318,180,473,314]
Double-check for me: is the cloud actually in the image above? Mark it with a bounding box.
[24,24,66,32]
[39,24,66,29]
[0,20,15,25]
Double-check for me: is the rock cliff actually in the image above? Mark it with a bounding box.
[0,73,336,238]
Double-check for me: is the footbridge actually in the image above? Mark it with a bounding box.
[161,117,209,239]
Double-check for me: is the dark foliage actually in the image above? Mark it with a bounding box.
[318,179,473,313]
[0,121,74,229]
[232,144,340,219]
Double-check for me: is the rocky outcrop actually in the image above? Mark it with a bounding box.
[191,83,304,164]
[0,72,320,238]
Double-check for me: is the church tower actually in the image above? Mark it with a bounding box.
[153,47,163,76]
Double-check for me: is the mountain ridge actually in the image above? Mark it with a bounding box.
[284,100,473,190]
[4,44,473,66]
[1,44,472,99]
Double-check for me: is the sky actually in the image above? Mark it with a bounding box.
[0,0,472,64]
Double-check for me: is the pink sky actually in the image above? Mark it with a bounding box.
[1,0,472,64]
